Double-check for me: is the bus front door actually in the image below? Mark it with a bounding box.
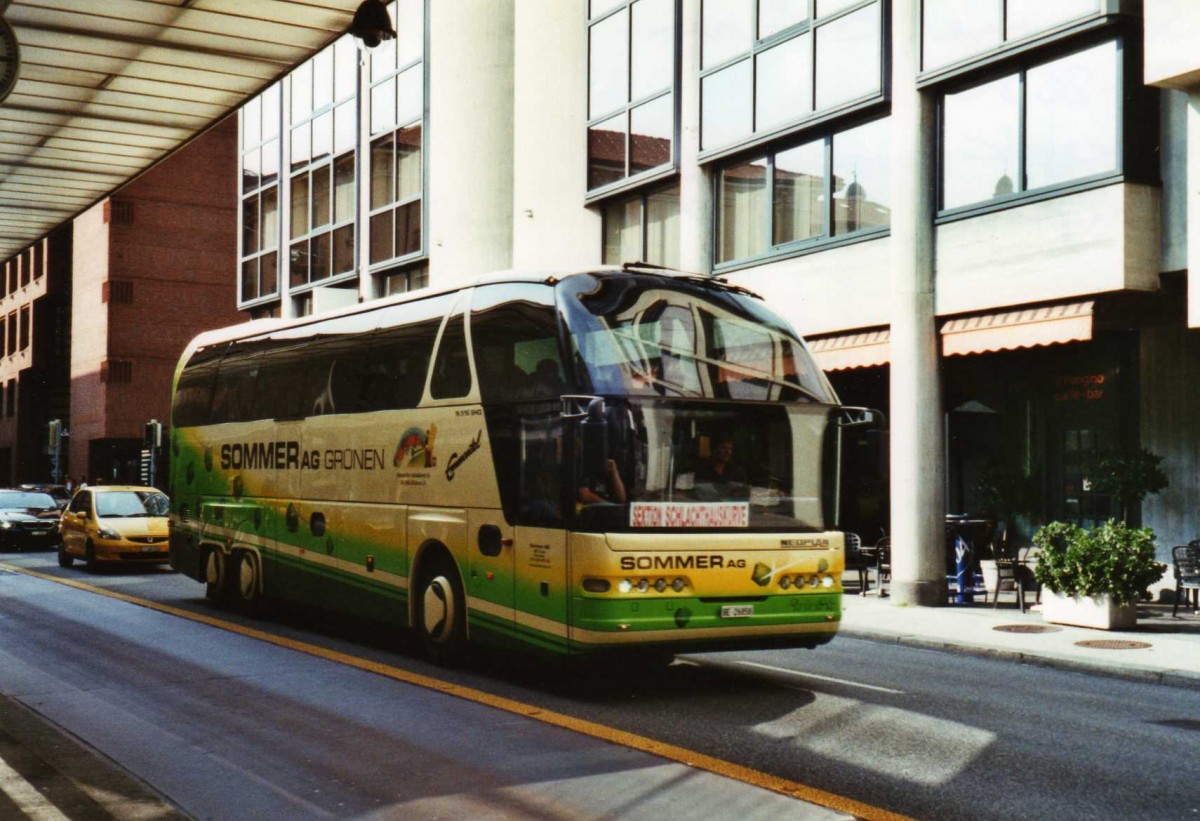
[466,509,516,643]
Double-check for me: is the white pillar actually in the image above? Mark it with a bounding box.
[427,0,515,285]
[511,0,601,270]
[1188,92,1200,326]
[678,0,712,276]
[889,0,946,606]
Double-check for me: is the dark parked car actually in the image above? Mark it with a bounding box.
[0,489,62,549]
[18,483,71,510]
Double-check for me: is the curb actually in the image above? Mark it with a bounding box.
[839,627,1200,690]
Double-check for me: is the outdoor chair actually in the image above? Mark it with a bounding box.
[875,536,891,597]
[1172,544,1200,616]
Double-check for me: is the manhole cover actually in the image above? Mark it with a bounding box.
[1075,639,1153,650]
[992,624,1062,634]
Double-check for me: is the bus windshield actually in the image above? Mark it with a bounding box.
[557,273,834,404]
[573,397,833,533]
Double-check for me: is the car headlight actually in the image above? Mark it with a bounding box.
[97,526,122,540]
[0,521,14,529]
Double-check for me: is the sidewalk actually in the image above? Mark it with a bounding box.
[838,588,1200,689]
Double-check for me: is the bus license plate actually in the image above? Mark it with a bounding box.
[720,605,754,619]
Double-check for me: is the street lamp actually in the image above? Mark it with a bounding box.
[348,0,396,51]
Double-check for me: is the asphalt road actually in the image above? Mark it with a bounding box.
[2,548,1198,821]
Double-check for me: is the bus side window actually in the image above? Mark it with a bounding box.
[362,320,438,411]
[430,311,472,400]
[469,283,562,404]
[173,345,224,427]
[210,352,260,424]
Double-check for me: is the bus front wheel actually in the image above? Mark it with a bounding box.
[416,559,466,664]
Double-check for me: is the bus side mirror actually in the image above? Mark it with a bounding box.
[581,398,608,480]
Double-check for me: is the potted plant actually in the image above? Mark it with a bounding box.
[1031,520,1165,630]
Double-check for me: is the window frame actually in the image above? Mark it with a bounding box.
[366,0,428,274]
[697,0,888,164]
[711,113,891,274]
[600,180,682,268]
[917,0,1128,87]
[585,0,682,203]
[238,83,282,308]
[934,32,1145,223]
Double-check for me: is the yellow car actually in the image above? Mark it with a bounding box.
[58,485,171,571]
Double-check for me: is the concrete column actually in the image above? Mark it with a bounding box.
[511,0,600,271]
[427,0,515,285]
[888,0,946,606]
[678,0,712,276]
[1188,92,1200,326]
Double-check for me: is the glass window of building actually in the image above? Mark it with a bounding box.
[587,0,677,194]
[290,35,359,292]
[700,0,883,153]
[601,183,681,268]
[716,117,889,266]
[239,83,281,305]
[922,0,1102,72]
[368,0,426,273]
[940,40,1118,212]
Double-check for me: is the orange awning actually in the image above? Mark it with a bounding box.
[808,328,891,371]
[941,301,1094,357]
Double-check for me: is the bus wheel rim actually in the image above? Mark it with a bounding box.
[238,554,257,600]
[422,577,453,642]
[205,551,223,586]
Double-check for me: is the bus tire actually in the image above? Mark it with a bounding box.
[204,548,230,601]
[416,557,466,664]
[232,550,262,614]
[57,543,73,568]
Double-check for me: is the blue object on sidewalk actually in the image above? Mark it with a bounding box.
[954,535,974,603]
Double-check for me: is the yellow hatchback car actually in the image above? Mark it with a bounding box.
[58,485,171,571]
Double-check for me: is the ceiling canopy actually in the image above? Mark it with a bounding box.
[0,0,363,260]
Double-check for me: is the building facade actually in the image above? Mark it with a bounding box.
[226,0,1189,599]
[68,117,244,485]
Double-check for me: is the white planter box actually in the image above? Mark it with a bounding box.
[1042,590,1137,631]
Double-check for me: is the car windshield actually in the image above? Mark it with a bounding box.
[0,491,57,510]
[96,491,170,518]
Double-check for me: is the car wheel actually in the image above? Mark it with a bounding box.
[57,543,73,568]
[84,541,98,573]
[232,551,263,614]
[415,557,467,664]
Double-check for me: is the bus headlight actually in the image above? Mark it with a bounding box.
[808,575,820,588]
[583,578,611,593]
[821,574,836,588]
[617,579,632,594]
[779,576,791,590]
[636,578,650,593]
[654,578,667,593]
[671,578,685,592]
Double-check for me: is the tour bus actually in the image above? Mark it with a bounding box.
[168,266,879,661]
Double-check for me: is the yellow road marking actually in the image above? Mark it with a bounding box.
[3,563,916,821]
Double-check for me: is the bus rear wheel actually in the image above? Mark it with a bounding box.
[204,548,230,601]
[232,551,262,613]
[416,559,466,664]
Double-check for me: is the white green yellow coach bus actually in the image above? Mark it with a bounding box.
[168,266,881,661]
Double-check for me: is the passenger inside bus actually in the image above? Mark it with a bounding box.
[578,458,627,507]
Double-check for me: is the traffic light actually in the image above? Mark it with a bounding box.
[143,419,163,449]
[47,419,61,452]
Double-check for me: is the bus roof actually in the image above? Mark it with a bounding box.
[181,265,760,355]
